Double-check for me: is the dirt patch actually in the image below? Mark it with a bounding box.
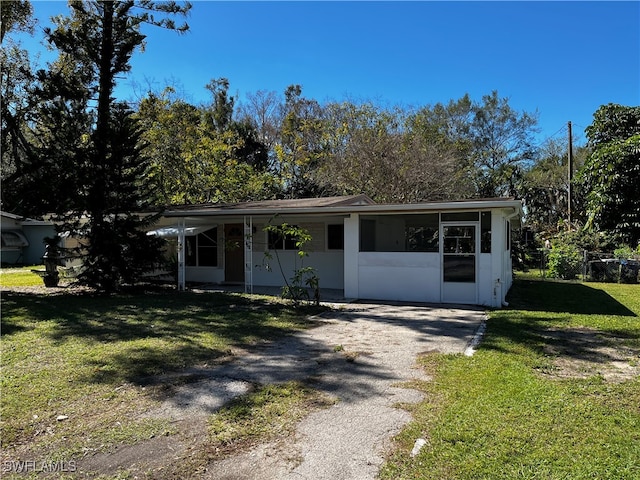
[78,417,207,479]
[540,327,640,382]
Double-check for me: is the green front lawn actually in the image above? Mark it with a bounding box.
[381,277,640,479]
[0,289,322,462]
[0,266,44,287]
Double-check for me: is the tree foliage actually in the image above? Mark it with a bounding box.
[316,101,468,203]
[0,1,39,211]
[520,138,588,234]
[580,104,640,247]
[274,85,326,197]
[0,0,35,43]
[467,91,539,198]
[135,82,276,205]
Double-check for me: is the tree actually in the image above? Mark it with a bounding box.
[35,0,191,292]
[136,88,202,204]
[136,82,276,205]
[0,0,38,212]
[407,94,474,161]
[520,138,589,234]
[468,91,539,198]
[0,0,35,43]
[404,96,476,199]
[315,101,468,203]
[202,78,269,171]
[580,104,640,247]
[236,89,283,169]
[275,85,326,197]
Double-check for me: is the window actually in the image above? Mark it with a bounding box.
[443,256,476,282]
[1,230,29,249]
[481,211,491,253]
[406,214,439,252]
[506,220,511,251]
[186,227,218,266]
[267,227,298,250]
[360,219,376,252]
[441,211,479,222]
[442,225,476,283]
[360,214,439,252]
[327,224,344,250]
[443,226,475,254]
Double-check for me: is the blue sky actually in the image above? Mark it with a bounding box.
[17,1,640,145]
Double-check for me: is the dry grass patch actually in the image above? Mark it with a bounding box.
[540,326,640,382]
[206,381,336,459]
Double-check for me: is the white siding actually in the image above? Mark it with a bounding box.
[478,253,494,306]
[358,252,440,302]
[186,266,224,283]
[252,251,344,289]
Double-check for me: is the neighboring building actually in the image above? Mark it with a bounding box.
[0,211,56,266]
[150,195,523,307]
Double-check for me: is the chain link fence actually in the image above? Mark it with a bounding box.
[533,248,640,283]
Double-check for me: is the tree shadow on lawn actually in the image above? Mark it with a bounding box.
[482,279,640,369]
[506,278,637,317]
[1,289,326,386]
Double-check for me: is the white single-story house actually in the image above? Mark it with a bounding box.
[150,195,523,307]
[1,211,57,266]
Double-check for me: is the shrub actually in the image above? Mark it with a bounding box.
[548,243,583,280]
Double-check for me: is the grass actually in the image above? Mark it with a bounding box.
[0,266,44,287]
[0,287,324,464]
[207,381,335,456]
[380,275,640,480]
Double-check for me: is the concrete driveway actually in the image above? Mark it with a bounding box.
[158,301,486,480]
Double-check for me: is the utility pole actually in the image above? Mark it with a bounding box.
[567,121,574,226]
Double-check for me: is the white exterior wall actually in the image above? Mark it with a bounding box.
[252,251,344,289]
[358,252,440,302]
[487,211,512,307]
[477,253,494,307]
[185,266,224,284]
[344,214,359,299]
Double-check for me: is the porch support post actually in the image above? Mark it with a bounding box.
[343,213,359,299]
[177,217,186,291]
[244,216,253,294]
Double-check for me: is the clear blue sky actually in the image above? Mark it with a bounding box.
[17,1,640,145]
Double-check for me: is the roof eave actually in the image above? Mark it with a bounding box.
[163,199,523,218]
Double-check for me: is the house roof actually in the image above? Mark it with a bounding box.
[0,211,52,226]
[163,194,375,214]
[162,195,523,219]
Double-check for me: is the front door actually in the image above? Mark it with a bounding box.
[224,224,244,283]
[441,224,477,304]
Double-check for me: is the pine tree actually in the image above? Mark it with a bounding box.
[35,0,190,292]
